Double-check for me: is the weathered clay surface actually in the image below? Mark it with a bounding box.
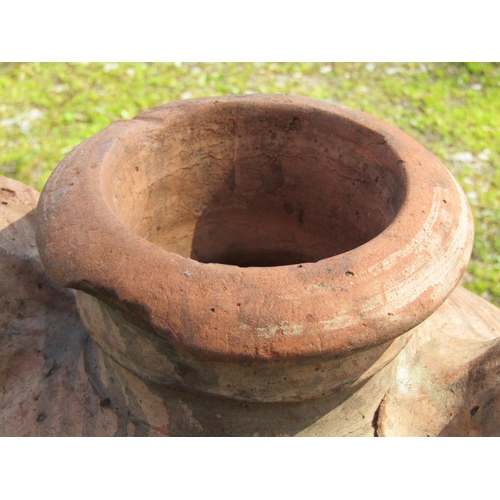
[0,176,118,436]
[1,175,499,436]
[2,96,499,436]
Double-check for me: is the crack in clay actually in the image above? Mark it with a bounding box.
[372,391,389,437]
[336,172,372,185]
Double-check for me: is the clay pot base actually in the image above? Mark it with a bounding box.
[2,175,500,436]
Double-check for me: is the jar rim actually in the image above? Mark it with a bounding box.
[36,95,474,362]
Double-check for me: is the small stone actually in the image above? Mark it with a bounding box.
[451,152,474,163]
[103,63,118,72]
[0,109,44,129]
[478,149,490,161]
[385,67,402,75]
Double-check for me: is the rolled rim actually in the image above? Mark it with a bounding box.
[36,95,474,362]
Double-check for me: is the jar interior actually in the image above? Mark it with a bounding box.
[104,100,407,267]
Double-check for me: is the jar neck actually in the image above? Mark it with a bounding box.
[79,293,414,436]
[85,338,410,436]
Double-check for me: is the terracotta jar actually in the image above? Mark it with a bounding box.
[3,95,499,436]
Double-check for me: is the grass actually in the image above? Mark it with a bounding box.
[1,62,499,305]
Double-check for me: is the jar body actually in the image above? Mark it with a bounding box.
[2,96,499,436]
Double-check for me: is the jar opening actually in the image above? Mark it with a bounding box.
[105,101,407,267]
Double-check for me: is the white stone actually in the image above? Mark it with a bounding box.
[451,152,474,162]
[103,63,118,72]
[385,67,402,75]
[478,149,490,161]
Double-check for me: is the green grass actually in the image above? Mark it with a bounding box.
[1,62,499,305]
